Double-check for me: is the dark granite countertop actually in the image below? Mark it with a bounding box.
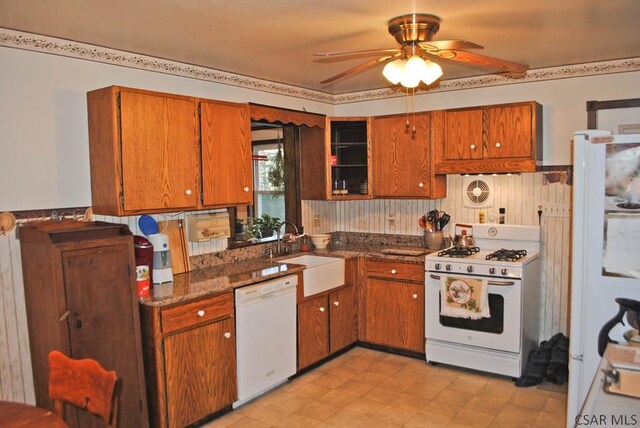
[140,235,438,308]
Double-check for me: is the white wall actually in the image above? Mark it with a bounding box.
[334,72,640,165]
[0,47,334,212]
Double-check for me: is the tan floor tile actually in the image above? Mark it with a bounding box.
[293,382,332,400]
[234,399,268,416]
[311,372,352,389]
[541,395,567,415]
[369,361,405,376]
[489,415,533,427]
[342,396,384,418]
[321,365,358,380]
[226,416,272,428]
[323,408,369,428]
[449,408,495,428]
[433,389,474,409]
[241,403,291,425]
[266,391,314,412]
[274,412,322,427]
[496,403,539,424]
[404,412,451,428]
[389,392,432,411]
[375,403,419,425]
[447,375,488,395]
[419,400,460,424]
[464,395,508,416]
[352,370,390,385]
[317,389,359,408]
[295,400,340,421]
[203,411,246,427]
[403,380,448,400]
[361,386,401,404]
[508,389,550,410]
[378,374,415,393]
[358,416,402,428]
[476,383,516,401]
[532,408,566,428]
[295,369,326,384]
[337,379,375,396]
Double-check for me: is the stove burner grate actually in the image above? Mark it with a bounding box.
[617,202,640,210]
[438,246,480,258]
[485,249,527,262]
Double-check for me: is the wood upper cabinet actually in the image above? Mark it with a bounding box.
[433,101,542,174]
[140,292,237,428]
[88,86,199,215]
[371,113,446,198]
[87,86,254,215]
[19,220,149,428]
[363,259,425,353]
[199,100,253,206]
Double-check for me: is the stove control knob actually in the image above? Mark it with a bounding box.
[467,266,474,273]
[445,264,452,271]
[489,268,496,275]
[501,268,509,276]
[435,263,441,270]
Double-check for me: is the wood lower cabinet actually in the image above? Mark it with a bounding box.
[363,259,425,353]
[140,292,237,428]
[371,112,446,198]
[297,282,358,370]
[433,101,542,174]
[19,220,148,428]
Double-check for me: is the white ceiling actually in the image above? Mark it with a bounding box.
[1,0,639,95]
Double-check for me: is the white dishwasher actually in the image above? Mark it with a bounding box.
[234,274,297,407]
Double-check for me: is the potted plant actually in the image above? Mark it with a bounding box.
[255,213,281,238]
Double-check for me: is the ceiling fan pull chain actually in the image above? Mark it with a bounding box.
[405,89,410,130]
[412,88,417,136]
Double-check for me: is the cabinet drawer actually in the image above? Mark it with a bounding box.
[162,293,233,335]
[366,259,424,282]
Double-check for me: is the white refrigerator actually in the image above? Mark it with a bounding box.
[568,130,640,425]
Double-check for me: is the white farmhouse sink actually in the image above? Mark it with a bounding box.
[278,255,345,297]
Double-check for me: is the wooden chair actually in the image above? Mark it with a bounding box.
[48,350,120,428]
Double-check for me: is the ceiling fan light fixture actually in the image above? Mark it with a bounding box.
[399,55,425,88]
[421,59,443,85]
[382,59,405,85]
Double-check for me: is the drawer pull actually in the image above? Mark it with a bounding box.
[224,332,231,339]
[391,269,397,275]
[185,189,192,196]
[412,293,418,299]
[59,310,71,322]
[495,142,501,148]
[418,182,424,188]
[243,186,250,192]
[319,306,325,312]
[470,144,476,150]
[197,310,205,317]
[333,301,339,306]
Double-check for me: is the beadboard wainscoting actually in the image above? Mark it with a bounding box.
[302,172,572,342]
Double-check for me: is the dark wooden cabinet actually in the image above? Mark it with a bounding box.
[371,112,446,199]
[433,101,542,174]
[19,220,148,428]
[362,259,425,353]
[140,291,237,428]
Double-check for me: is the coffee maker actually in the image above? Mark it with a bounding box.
[147,233,173,284]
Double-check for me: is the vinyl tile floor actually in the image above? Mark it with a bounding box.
[203,346,568,428]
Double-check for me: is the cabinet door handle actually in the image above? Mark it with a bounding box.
[185,189,192,196]
[391,269,397,275]
[333,301,339,306]
[412,293,418,299]
[418,182,424,188]
[243,187,250,192]
[59,310,71,323]
[470,144,476,150]
[495,142,501,148]
[197,310,205,317]
[224,332,231,339]
[319,306,325,312]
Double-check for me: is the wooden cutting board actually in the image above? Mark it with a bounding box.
[158,220,190,274]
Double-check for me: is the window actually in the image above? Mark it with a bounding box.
[252,142,285,222]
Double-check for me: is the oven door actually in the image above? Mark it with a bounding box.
[425,272,521,353]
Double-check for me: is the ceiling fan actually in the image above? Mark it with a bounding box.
[315,13,528,87]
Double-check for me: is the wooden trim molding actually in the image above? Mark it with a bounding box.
[1,28,639,105]
[586,98,640,129]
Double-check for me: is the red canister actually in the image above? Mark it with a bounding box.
[133,235,153,296]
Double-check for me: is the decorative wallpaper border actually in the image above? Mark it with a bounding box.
[1,28,639,105]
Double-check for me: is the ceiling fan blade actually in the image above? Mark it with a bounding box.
[433,50,528,73]
[313,48,401,57]
[320,54,401,84]
[419,40,484,51]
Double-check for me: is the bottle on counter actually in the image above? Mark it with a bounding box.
[499,208,506,224]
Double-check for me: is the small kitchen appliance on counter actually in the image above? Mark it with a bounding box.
[133,235,153,295]
[147,233,173,284]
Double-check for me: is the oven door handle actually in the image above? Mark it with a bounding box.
[428,274,515,286]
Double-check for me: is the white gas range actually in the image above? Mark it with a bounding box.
[424,224,541,378]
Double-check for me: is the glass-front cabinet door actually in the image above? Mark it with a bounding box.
[327,117,371,199]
